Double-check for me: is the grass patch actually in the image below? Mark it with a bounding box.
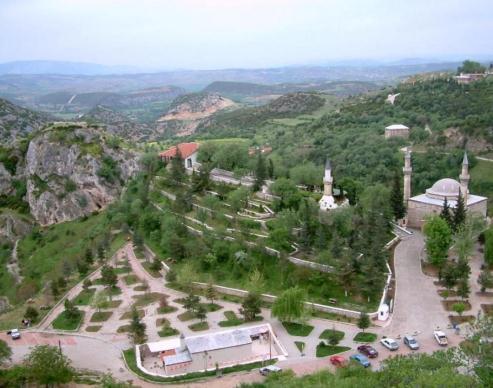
[157,306,178,314]
[316,343,351,358]
[481,304,493,315]
[295,341,305,353]
[123,349,273,383]
[85,325,102,332]
[132,292,167,308]
[142,262,161,278]
[52,310,84,331]
[134,285,149,292]
[218,310,244,327]
[319,329,345,341]
[448,315,476,325]
[177,311,195,322]
[106,300,123,308]
[442,300,472,311]
[310,310,357,324]
[159,326,180,337]
[282,322,314,337]
[117,325,130,333]
[73,288,96,305]
[108,286,122,296]
[124,274,139,285]
[156,318,169,326]
[188,321,209,331]
[114,266,132,275]
[353,332,377,343]
[120,310,145,320]
[203,302,222,312]
[90,311,113,322]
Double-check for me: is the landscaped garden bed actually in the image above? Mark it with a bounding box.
[52,311,84,330]
[448,315,475,325]
[295,341,305,353]
[316,343,350,358]
[188,321,209,331]
[442,300,471,311]
[85,325,102,332]
[90,311,113,322]
[124,274,139,285]
[319,329,345,341]
[132,292,167,307]
[481,304,493,315]
[218,310,243,327]
[73,288,96,305]
[177,311,195,322]
[157,305,178,314]
[353,332,377,342]
[282,322,314,337]
[117,324,130,333]
[120,310,145,320]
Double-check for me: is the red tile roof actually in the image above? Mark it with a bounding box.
[159,142,199,159]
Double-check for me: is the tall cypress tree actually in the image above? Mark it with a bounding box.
[390,172,406,220]
[170,147,186,184]
[253,152,267,191]
[453,190,466,232]
[440,198,453,229]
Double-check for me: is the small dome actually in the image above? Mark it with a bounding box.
[425,178,465,200]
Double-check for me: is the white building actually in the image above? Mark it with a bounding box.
[385,124,409,139]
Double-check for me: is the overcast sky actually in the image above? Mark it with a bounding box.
[1,0,492,69]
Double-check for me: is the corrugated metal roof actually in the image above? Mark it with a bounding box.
[164,350,192,366]
[186,329,252,353]
[147,337,182,353]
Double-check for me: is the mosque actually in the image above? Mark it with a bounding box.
[403,148,488,228]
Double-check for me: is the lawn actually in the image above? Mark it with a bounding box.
[282,322,314,337]
[157,306,178,314]
[142,262,161,278]
[295,341,305,353]
[319,329,345,341]
[90,311,113,322]
[177,311,195,322]
[188,321,209,331]
[120,310,145,320]
[132,292,167,307]
[52,311,84,330]
[218,310,243,327]
[117,325,131,333]
[85,325,102,332]
[159,325,180,337]
[134,284,149,292]
[470,159,493,216]
[73,288,96,305]
[353,332,377,343]
[316,343,351,358]
[123,274,139,285]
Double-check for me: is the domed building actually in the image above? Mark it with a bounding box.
[404,150,488,228]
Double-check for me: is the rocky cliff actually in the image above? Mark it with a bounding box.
[24,123,140,225]
[156,92,235,137]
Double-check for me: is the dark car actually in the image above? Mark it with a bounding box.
[357,344,378,358]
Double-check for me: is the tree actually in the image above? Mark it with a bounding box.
[390,172,406,220]
[457,59,486,74]
[85,248,94,265]
[290,162,322,189]
[196,305,207,322]
[253,152,267,191]
[101,265,117,290]
[327,326,340,346]
[92,291,108,312]
[170,147,186,184]
[24,345,74,386]
[478,270,493,293]
[205,283,216,305]
[485,226,493,266]
[357,312,370,332]
[452,302,466,317]
[0,340,12,366]
[82,278,92,291]
[240,292,262,321]
[452,190,466,232]
[267,159,274,179]
[272,287,306,323]
[456,279,470,300]
[57,276,67,290]
[97,244,106,262]
[149,257,162,272]
[51,281,60,300]
[77,260,89,277]
[63,299,80,320]
[423,216,452,267]
[183,293,200,314]
[441,263,459,291]
[228,186,250,213]
[24,306,39,323]
[128,307,147,345]
[440,198,453,229]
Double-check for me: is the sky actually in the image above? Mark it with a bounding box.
[1,0,492,70]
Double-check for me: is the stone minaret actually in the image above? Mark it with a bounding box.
[323,159,333,196]
[459,152,470,203]
[403,147,412,203]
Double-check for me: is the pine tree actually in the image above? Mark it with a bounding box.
[128,307,147,345]
[390,172,406,220]
[453,190,466,232]
[253,152,267,191]
[170,147,186,184]
[440,198,453,229]
[267,159,274,179]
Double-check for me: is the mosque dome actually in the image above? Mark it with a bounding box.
[425,178,464,200]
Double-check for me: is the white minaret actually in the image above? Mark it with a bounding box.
[459,151,470,203]
[319,159,337,211]
[403,147,412,204]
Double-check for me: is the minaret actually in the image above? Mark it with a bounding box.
[403,147,412,203]
[459,152,470,203]
[323,159,333,197]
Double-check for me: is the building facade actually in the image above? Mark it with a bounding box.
[159,142,199,169]
[404,151,488,228]
[385,124,410,139]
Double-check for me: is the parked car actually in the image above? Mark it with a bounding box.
[380,337,399,351]
[357,344,378,358]
[9,329,21,340]
[350,354,371,368]
[329,355,347,367]
[259,365,282,376]
[403,335,419,350]
[434,330,448,346]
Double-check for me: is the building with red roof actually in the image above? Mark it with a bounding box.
[159,142,199,169]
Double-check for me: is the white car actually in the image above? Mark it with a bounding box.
[403,335,419,350]
[259,365,282,376]
[9,329,21,340]
[380,337,399,351]
[434,330,448,346]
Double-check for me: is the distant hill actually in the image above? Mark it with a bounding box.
[0,60,144,75]
[156,92,236,137]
